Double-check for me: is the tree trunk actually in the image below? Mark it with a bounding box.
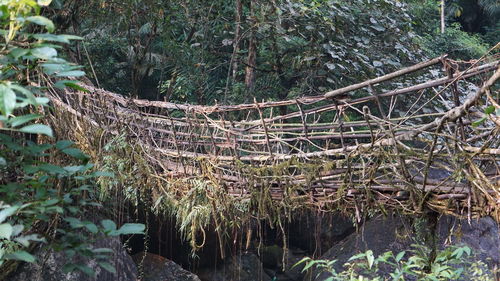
[440,0,445,33]
[232,0,242,81]
[245,0,257,92]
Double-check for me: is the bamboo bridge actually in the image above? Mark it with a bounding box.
[47,55,500,222]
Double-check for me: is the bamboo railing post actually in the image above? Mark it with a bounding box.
[254,98,273,157]
[334,101,346,150]
[295,99,309,140]
[369,84,386,118]
[362,106,375,146]
[203,115,219,157]
[443,59,466,141]
[164,109,186,175]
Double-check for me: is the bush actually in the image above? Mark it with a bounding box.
[296,244,494,280]
[417,23,489,60]
[0,0,144,277]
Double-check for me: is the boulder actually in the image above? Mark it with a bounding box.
[314,214,499,280]
[8,236,138,281]
[275,248,308,281]
[132,252,201,281]
[197,252,272,281]
[436,216,499,268]
[288,212,355,255]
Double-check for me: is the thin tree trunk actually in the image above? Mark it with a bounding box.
[245,0,257,92]
[232,0,242,81]
[440,0,445,33]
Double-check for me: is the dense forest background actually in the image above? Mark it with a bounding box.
[0,0,499,280]
[51,0,499,102]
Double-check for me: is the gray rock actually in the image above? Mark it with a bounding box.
[315,214,411,279]
[314,214,499,280]
[197,252,272,281]
[8,237,138,281]
[289,212,355,255]
[277,248,308,281]
[436,216,499,268]
[133,252,201,281]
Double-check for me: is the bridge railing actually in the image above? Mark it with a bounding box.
[46,55,499,219]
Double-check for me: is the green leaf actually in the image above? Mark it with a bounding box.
[55,70,85,77]
[63,165,88,174]
[84,223,98,234]
[62,148,89,160]
[92,171,115,178]
[55,81,89,92]
[31,47,57,60]
[37,0,52,6]
[0,223,13,239]
[5,251,36,263]
[395,251,405,262]
[9,48,29,59]
[56,140,74,150]
[11,225,23,237]
[64,217,84,229]
[41,199,59,206]
[99,261,116,274]
[463,247,471,256]
[0,84,17,117]
[77,265,95,277]
[101,220,117,232]
[8,114,42,127]
[348,253,366,261]
[472,117,487,127]
[62,264,77,273]
[366,250,375,269]
[34,33,82,43]
[9,85,38,105]
[92,248,114,254]
[301,260,318,272]
[33,163,67,174]
[26,16,55,32]
[485,105,495,114]
[35,97,50,105]
[15,234,45,247]
[19,124,53,137]
[41,63,67,75]
[115,223,145,235]
[0,206,19,223]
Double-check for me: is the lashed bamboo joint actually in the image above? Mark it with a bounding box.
[47,56,500,221]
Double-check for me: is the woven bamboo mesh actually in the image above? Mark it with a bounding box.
[46,55,500,221]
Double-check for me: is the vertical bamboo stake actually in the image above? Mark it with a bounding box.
[443,59,466,141]
[335,102,346,150]
[203,115,219,157]
[296,99,309,140]
[255,98,273,157]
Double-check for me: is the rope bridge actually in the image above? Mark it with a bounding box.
[47,55,500,220]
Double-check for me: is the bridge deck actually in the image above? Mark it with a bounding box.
[47,56,500,220]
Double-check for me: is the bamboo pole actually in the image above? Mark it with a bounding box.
[324,55,447,98]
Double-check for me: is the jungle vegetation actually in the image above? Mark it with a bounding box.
[0,0,498,279]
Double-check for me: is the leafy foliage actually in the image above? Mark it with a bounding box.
[295,245,494,280]
[75,0,426,105]
[418,23,489,60]
[0,0,143,276]
[51,0,498,106]
[407,0,495,60]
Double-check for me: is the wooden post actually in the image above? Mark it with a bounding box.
[255,98,273,157]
